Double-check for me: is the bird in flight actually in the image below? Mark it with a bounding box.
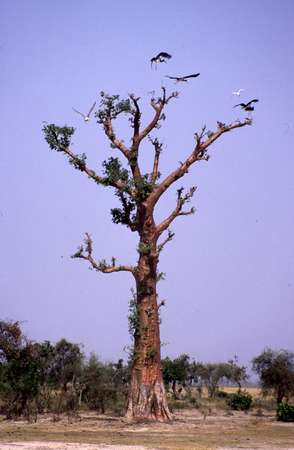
[73,101,96,122]
[150,52,172,69]
[234,99,259,112]
[232,88,245,96]
[165,73,200,83]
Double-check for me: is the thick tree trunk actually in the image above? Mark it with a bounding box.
[126,219,172,421]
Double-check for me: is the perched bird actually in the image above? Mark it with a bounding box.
[232,88,245,96]
[73,101,96,122]
[150,52,172,69]
[165,73,200,83]
[234,99,259,112]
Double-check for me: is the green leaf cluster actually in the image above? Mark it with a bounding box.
[42,124,75,151]
[96,92,132,124]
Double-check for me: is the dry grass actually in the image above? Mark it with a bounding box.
[219,386,261,398]
[0,408,293,450]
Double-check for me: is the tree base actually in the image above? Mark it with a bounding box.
[126,378,173,422]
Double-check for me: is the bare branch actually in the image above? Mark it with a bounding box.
[157,229,175,253]
[72,233,135,276]
[138,87,178,143]
[103,116,130,159]
[129,94,141,141]
[148,136,163,183]
[148,118,251,207]
[156,186,196,236]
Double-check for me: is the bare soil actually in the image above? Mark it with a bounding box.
[0,409,293,450]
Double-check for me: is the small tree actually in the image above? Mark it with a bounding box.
[252,348,294,403]
[43,88,251,421]
[162,354,190,398]
[0,321,42,420]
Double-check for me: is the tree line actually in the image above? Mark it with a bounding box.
[0,320,293,421]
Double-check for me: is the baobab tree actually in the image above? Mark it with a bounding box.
[43,88,251,421]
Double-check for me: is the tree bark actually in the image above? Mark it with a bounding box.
[126,211,172,421]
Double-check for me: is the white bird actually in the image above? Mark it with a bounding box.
[73,101,96,122]
[232,89,245,96]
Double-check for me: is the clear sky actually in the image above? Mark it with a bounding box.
[1,0,293,370]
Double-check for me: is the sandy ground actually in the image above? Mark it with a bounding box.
[0,443,294,450]
[0,409,294,450]
[0,444,160,450]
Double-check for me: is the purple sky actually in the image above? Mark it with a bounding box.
[1,0,293,369]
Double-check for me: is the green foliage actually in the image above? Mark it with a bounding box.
[102,157,129,186]
[162,354,191,389]
[43,124,75,151]
[96,92,132,124]
[81,354,129,415]
[252,348,294,403]
[69,152,87,170]
[128,290,140,339]
[111,191,137,229]
[226,390,252,411]
[276,402,294,422]
[137,241,151,255]
[132,174,155,201]
[192,360,248,399]
[48,338,83,389]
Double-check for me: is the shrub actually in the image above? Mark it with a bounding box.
[227,390,252,411]
[276,402,294,422]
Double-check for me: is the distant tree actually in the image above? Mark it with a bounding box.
[162,354,190,398]
[43,88,251,421]
[252,348,294,403]
[194,360,247,398]
[227,356,248,390]
[82,354,128,414]
[0,321,42,420]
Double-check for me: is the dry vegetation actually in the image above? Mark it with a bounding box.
[1,392,294,450]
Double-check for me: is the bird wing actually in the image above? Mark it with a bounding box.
[87,101,96,116]
[165,75,178,80]
[247,99,259,106]
[234,103,245,108]
[183,73,200,79]
[73,108,85,118]
[157,52,172,59]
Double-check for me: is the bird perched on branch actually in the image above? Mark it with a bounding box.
[165,73,200,83]
[73,101,96,122]
[232,88,245,96]
[234,99,259,112]
[150,52,172,69]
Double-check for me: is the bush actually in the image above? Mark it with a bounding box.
[276,402,294,422]
[226,390,252,411]
[216,390,229,398]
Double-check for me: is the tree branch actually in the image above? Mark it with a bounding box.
[72,233,135,276]
[156,186,196,236]
[103,116,130,159]
[149,119,251,207]
[148,136,163,183]
[129,94,141,141]
[63,146,130,191]
[138,87,178,143]
[157,229,175,253]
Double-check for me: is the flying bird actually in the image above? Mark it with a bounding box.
[150,52,172,69]
[234,99,259,112]
[165,73,200,83]
[232,88,245,96]
[73,101,96,122]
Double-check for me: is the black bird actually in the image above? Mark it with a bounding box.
[165,73,200,83]
[234,99,259,112]
[150,52,172,69]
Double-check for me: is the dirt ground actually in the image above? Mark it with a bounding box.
[0,409,293,450]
